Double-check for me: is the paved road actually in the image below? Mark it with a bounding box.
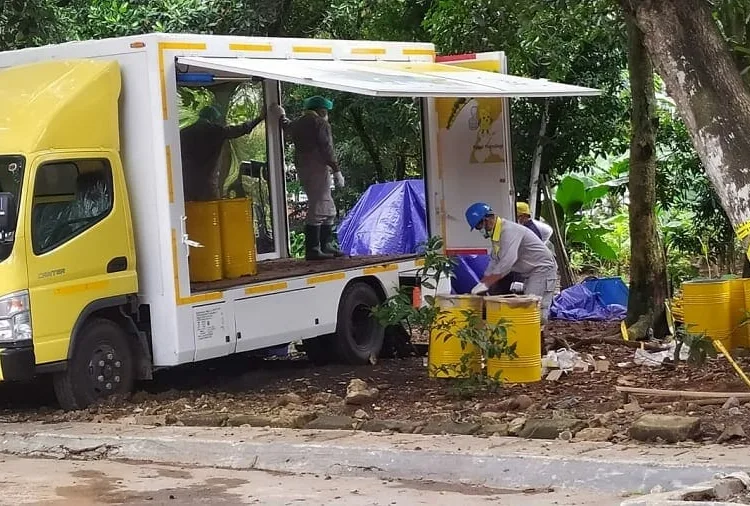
[0,455,621,506]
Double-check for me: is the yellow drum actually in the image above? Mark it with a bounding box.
[683,279,731,351]
[742,279,750,349]
[218,198,257,278]
[185,200,223,282]
[428,295,482,378]
[484,295,542,383]
[729,278,746,349]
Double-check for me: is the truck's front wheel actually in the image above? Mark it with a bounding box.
[334,282,384,364]
[53,318,135,410]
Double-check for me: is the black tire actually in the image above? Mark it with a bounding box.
[302,334,333,365]
[53,318,135,411]
[333,282,384,364]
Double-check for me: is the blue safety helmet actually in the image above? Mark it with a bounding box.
[465,202,492,230]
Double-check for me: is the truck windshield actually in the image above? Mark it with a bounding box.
[0,156,24,262]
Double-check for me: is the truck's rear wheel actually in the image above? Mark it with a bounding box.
[334,282,384,364]
[53,318,135,410]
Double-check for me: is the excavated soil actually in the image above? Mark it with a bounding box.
[0,321,748,443]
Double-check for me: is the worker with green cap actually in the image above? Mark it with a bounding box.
[180,104,265,201]
[274,96,345,261]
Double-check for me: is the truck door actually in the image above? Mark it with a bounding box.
[424,52,514,256]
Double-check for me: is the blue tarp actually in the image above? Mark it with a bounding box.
[337,179,427,256]
[453,254,490,294]
[581,276,629,308]
[550,281,627,321]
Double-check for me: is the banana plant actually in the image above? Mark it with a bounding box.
[544,172,628,261]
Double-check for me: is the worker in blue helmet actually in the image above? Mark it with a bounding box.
[273,96,345,261]
[465,202,558,335]
[181,104,266,201]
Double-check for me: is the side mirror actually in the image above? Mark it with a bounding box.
[0,192,17,234]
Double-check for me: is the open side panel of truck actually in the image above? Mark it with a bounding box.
[424,52,514,256]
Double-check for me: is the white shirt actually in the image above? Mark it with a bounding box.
[533,219,553,244]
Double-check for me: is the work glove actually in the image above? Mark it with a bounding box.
[471,282,489,295]
[333,171,345,188]
[271,104,286,117]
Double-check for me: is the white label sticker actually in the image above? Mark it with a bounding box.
[195,306,225,342]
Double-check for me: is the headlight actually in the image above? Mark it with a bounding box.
[0,291,32,343]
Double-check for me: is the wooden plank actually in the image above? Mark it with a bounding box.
[616,386,750,399]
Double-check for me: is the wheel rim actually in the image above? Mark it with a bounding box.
[351,303,376,350]
[86,343,125,398]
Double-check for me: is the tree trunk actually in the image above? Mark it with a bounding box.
[528,100,550,217]
[623,10,668,339]
[621,0,750,256]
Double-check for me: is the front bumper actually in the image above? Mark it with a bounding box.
[0,346,35,381]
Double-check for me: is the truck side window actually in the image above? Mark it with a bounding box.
[31,159,114,255]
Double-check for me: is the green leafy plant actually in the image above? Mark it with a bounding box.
[371,235,453,343]
[546,173,628,261]
[674,327,717,367]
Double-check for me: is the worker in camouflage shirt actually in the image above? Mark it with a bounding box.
[275,96,345,260]
[180,105,265,201]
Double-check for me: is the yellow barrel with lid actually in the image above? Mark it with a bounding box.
[428,295,482,378]
[729,278,746,349]
[742,279,750,349]
[218,197,257,278]
[185,200,223,282]
[683,279,731,351]
[484,295,542,383]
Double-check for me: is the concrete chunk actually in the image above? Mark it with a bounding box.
[629,414,701,443]
[518,418,586,440]
[304,415,356,430]
[422,421,480,436]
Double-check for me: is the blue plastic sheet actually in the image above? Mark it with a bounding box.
[453,254,490,294]
[337,179,427,256]
[581,276,629,308]
[550,284,627,321]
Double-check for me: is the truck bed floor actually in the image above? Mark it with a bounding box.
[190,254,416,293]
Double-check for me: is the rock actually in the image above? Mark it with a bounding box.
[118,416,137,425]
[178,413,228,427]
[728,407,743,416]
[274,393,304,407]
[480,412,503,424]
[361,419,421,434]
[311,392,343,405]
[165,414,178,425]
[518,418,586,440]
[713,478,747,500]
[508,417,527,436]
[722,397,740,409]
[558,430,573,441]
[345,379,379,406]
[629,414,701,443]
[134,414,167,426]
[422,421,481,436]
[227,415,274,427]
[513,395,534,410]
[353,409,370,420]
[574,427,613,442]
[305,415,357,430]
[498,395,534,411]
[477,424,510,436]
[623,400,642,413]
[277,408,318,429]
[717,422,747,443]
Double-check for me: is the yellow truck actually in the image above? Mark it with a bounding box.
[0,33,597,409]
